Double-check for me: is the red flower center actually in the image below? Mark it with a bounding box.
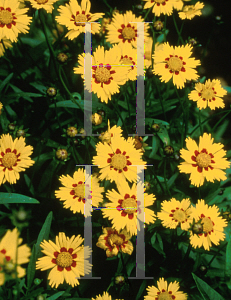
[52,247,77,271]
[107,148,132,173]
[70,11,91,27]
[165,55,186,75]
[0,148,21,171]
[118,24,137,43]
[0,7,17,29]
[191,148,215,173]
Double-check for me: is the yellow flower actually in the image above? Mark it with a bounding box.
[173,0,184,11]
[74,45,129,103]
[96,227,133,257]
[0,133,34,185]
[179,2,204,20]
[55,168,104,216]
[142,0,175,16]
[102,180,156,236]
[188,79,227,110]
[27,0,58,13]
[105,10,150,49]
[92,291,124,300]
[0,102,2,114]
[158,198,193,230]
[144,277,187,300]
[99,119,123,144]
[189,200,227,250]
[0,228,31,285]
[0,0,32,42]
[0,35,12,57]
[36,232,92,288]
[92,135,146,185]
[56,0,104,40]
[152,42,200,89]
[178,133,230,187]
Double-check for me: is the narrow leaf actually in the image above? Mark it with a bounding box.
[0,193,39,204]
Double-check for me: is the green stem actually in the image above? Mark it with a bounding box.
[172,14,184,45]
[190,109,231,136]
[198,110,203,135]
[58,66,84,113]
[177,21,184,46]
[207,242,227,268]
[179,244,192,273]
[164,158,171,197]
[164,15,167,42]
[153,76,167,121]
[144,7,153,21]
[149,164,165,195]
[111,100,128,136]
[39,10,59,81]
[174,86,186,147]
[54,98,63,133]
[211,111,231,134]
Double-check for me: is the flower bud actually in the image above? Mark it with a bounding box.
[78,128,86,138]
[154,20,164,31]
[57,52,68,63]
[115,275,125,285]
[34,278,42,285]
[16,129,25,137]
[152,123,160,132]
[46,87,57,97]
[199,265,207,274]
[136,4,143,9]
[67,126,78,137]
[56,149,68,160]
[97,109,105,117]
[144,181,151,191]
[164,145,174,155]
[145,67,154,78]
[8,123,16,131]
[188,38,197,46]
[192,222,203,234]
[37,295,46,300]
[91,113,103,125]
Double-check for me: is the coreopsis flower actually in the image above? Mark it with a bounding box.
[178,133,230,187]
[0,35,12,57]
[55,168,104,216]
[96,227,133,257]
[56,0,104,40]
[179,2,204,20]
[92,291,124,300]
[0,0,32,42]
[92,135,146,185]
[27,0,58,13]
[144,278,187,300]
[0,228,31,285]
[102,180,156,236]
[74,45,129,103]
[142,0,175,16]
[152,42,200,89]
[99,119,123,144]
[55,148,68,160]
[189,200,227,250]
[188,79,227,110]
[105,10,150,49]
[0,133,34,185]
[36,232,92,288]
[158,198,193,230]
[153,20,164,30]
[91,113,103,125]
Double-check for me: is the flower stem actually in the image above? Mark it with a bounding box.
[172,14,185,45]
[164,158,171,197]
[207,242,227,268]
[198,109,203,135]
[144,7,153,21]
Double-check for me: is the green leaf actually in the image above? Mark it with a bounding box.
[192,273,225,300]
[167,173,179,189]
[135,279,147,300]
[226,238,231,277]
[157,127,170,146]
[0,193,39,204]
[118,100,128,110]
[0,73,13,94]
[27,211,53,288]
[149,136,159,159]
[24,174,35,196]
[4,105,17,120]
[46,291,65,300]
[30,82,46,94]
